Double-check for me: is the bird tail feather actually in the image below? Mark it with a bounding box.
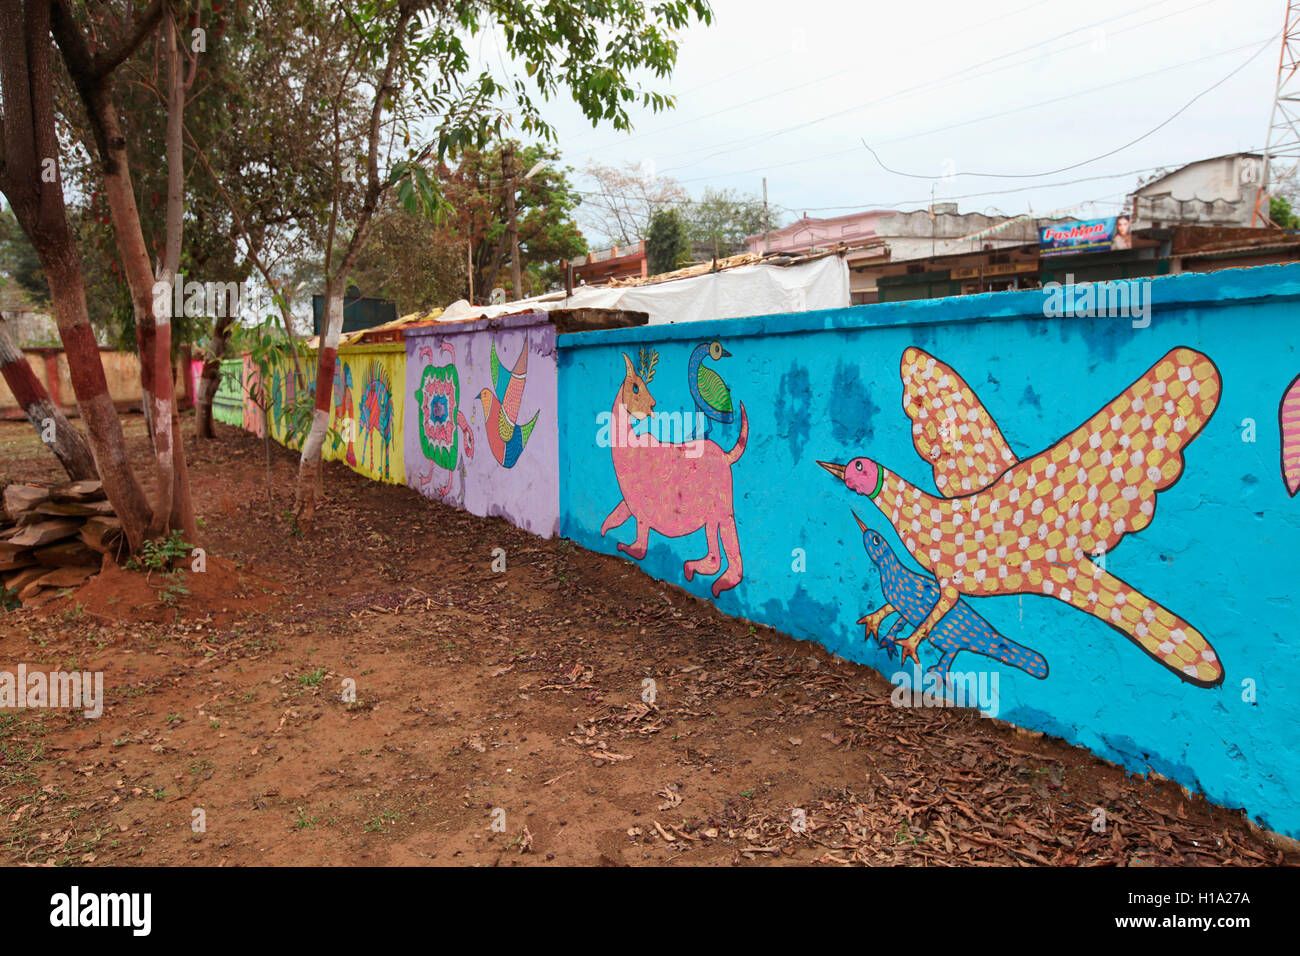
[725,403,748,464]
[1061,559,1223,687]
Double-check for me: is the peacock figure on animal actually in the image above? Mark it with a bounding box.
[687,340,734,438]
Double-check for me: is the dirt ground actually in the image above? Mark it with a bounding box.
[0,415,1293,867]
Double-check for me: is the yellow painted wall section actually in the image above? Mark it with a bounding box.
[324,344,405,485]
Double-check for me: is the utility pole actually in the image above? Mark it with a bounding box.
[503,144,522,297]
[930,183,937,257]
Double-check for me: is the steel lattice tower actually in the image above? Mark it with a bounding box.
[1254,1,1300,224]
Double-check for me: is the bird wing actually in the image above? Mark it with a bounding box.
[519,409,540,449]
[900,347,1018,497]
[696,365,733,413]
[489,342,502,394]
[502,346,528,421]
[497,408,515,444]
[990,346,1221,563]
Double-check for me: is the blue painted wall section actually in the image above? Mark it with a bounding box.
[557,263,1300,839]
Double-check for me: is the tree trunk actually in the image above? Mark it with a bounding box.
[293,277,344,529]
[179,342,195,409]
[150,10,197,542]
[195,313,233,439]
[34,236,154,551]
[0,0,153,551]
[0,321,97,480]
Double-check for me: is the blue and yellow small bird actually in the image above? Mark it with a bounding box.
[853,512,1048,682]
[687,340,734,438]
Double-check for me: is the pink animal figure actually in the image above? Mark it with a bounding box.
[600,351,748,597]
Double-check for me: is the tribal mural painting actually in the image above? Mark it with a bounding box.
[480,340,540,468]
[404,314,560,537]
[819,345,1224,688]
[322,346,406,484]
[240,354,264,438]
[358,359,395,480]
[214,358,245,427]
[599,347,749,598]
[854,513,1049,682]
[332,361,357,467]
[687,340,734,438]
[413,340,475,498]
[1282,372,1300,497]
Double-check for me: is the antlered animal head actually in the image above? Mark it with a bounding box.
[620,352,657,421]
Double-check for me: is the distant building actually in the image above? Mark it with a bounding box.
[569,240,648,285]
[1128,152,1266,229]
[746,205,1052,303]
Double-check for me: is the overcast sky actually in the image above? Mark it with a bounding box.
[523,0,1284,240]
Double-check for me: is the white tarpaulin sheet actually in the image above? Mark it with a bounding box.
[434,255,849,326]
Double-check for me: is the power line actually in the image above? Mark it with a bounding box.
[776,150,1266,213]
[662,33,1264,186]
[869,37,1271,151]
[575,0,1193,161]
[861,33,1276,181]
[644,0,1218,174]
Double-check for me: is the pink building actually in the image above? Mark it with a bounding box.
[747,205,1046,303]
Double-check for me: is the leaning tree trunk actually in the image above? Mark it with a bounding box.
[0,320,97,480]
[195,313,234,439]
[33,237,154,551]
[55,5,197,542]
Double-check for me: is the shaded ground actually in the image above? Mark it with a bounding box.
[0,415,1292,866]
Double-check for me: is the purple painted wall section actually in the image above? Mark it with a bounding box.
[405,312,559,537]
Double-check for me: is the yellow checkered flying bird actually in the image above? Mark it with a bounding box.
[819,346,1224,688]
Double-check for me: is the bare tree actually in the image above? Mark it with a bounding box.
[581,160,688,248]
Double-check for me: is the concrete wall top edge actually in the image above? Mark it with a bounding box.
[403,311,550,339]
[336,342,406,355]
[556,262,1300,350]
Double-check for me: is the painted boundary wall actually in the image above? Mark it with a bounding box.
[237,313,558,531]
[213,358,244,427]
[405,312,559,537]
[324,343,406,485]
[0,349,191,415]
[557,263,1300,839]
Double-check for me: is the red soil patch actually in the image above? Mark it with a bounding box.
[1,416,1295,867]
[39,555,286,627]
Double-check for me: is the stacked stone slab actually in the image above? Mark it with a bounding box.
[1,480,121,606]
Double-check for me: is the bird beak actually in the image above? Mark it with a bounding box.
[817,460,846,481]
[851,510,868,532]
[720,348,732,358]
